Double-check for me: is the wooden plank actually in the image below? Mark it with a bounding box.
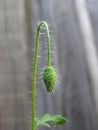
[73,0,98,122]
[0,0,29,130]
[52,0,98,129]
[86,0,98,49]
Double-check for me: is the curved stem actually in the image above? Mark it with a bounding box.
[32,21,51,130]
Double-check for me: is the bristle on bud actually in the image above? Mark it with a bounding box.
[42,66,57,93]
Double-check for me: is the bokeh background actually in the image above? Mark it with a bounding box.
[0,0,98,130]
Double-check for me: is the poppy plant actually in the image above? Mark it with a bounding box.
[32,21,67,130]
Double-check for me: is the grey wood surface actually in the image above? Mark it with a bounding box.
[0,0,98,130]
[0,0,29,130]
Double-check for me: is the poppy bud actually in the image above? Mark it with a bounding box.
[42,66,57,92]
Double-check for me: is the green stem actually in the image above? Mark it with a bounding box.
[32,21,51,130]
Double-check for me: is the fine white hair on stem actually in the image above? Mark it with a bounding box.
[27,20,61,122]
[26,91,32,94]
[30,18,59,99]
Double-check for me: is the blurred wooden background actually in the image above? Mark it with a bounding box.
[0,0,98,130]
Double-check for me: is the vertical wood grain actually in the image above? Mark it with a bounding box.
[0,0,29,130]
[52,0,98,129]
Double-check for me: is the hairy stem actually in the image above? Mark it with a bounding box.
[32,21,51,130]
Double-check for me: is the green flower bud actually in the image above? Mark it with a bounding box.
[42,66,57,93]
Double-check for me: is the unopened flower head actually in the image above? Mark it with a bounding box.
[42,66,57,93]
